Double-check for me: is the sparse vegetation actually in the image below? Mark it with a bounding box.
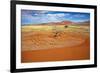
[64,25,68,28]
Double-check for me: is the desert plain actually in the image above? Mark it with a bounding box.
[21,23,90,63]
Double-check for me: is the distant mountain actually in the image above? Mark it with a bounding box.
[45,20,74,25]
[82,21,90,24]
[75,20,90,26]
[22,20,90,26]
[57,21,74,25]
[77,21,90,24]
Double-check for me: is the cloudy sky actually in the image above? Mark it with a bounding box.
[21,10,90,25]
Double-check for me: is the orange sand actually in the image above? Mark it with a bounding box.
[21,28,90,63]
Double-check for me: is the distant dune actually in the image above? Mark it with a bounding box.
[49,21,74,25]
[22,20,90,26]
[22,20,75,26]
[75,21,90,26]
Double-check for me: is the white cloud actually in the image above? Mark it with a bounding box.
[47,13,65,17]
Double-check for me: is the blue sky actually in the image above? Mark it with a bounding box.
[21,10,90,25]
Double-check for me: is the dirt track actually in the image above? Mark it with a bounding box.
[21,26,90,63]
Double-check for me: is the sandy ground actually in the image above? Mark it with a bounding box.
[21,25,90,63]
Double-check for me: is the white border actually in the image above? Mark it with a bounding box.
[16,4,94,69]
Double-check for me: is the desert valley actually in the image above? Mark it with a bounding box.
[21,20,90,63]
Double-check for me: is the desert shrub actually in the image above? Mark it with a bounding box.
[64,25,68,28]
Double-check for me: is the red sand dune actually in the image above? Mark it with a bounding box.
[50,21,74,25]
